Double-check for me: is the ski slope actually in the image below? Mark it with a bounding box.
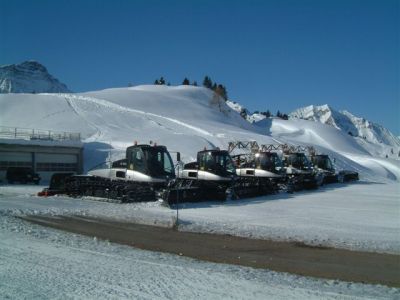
[0,85,399,181]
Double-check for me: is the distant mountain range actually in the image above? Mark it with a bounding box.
[226,100,399,148]
[0,61,70,94]
[289,105,400,148]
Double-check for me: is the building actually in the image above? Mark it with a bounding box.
[0,126,83,183]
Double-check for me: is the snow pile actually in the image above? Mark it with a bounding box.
[0,61,70,93]
[290,104,400,148]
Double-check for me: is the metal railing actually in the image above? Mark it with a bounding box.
[0,126,81,142]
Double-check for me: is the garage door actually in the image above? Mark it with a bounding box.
[36,153,78,172]
[0,151,32,170]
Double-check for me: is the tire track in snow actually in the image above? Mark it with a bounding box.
[59,94,213,138]
[64,96,104,140]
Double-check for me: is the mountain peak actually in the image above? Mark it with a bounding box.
[0,60,71,94]
[290,105,400,147]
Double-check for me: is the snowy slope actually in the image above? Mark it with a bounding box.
[0,61,70,93]
[290,104,400,148]
[0,86,273,168]
[226,100,247,114]
[0,85,399,182]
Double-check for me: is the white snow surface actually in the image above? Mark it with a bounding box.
[0,185,399,299]
[0,85,399,181]
[0,61,70,93]
[1,182,399,255]
[226,100,267,123]
[1,86,400,297]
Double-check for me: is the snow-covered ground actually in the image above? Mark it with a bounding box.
[1,185,399,299]
[1,85,400,297]
[1,85,399,182]
[1,182,399,255]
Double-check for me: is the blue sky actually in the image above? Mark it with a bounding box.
[1,0,399,134]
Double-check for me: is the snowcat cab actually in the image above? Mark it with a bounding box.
[125,144,175,183]
[229,151,285,196]
[311,154,338,184]
[181,149,236,181]
[165,149,236,204]
[283,152,318,190]
[226,141,288,195]
[235,151,285,180]
[311,154,359,183]
[55,143,178,203]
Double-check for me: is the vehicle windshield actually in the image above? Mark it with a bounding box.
[314,156,334,171]
[256,153,283,172]
[286,153,312,170]
[199,151,236,177]
[129,146,175,178]
[144,147,175,177]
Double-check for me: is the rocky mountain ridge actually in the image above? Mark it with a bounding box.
[0,61,70,94]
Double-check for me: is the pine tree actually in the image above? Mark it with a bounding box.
[193,81,198,86]
[217,84,228,100]
[266,110,271,118]
[182,78,190,85]
[203,76,213,89]
[154,79,159,85]
[282,113,289,120]
[277,110,281,118]
[214,84,227,100]
[159,77,166,85]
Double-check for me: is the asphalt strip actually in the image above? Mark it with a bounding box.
[20,215,400,287]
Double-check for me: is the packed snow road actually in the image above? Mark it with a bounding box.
[21,214,400,287]
[0,183,400,298]
[1,215,398,299]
